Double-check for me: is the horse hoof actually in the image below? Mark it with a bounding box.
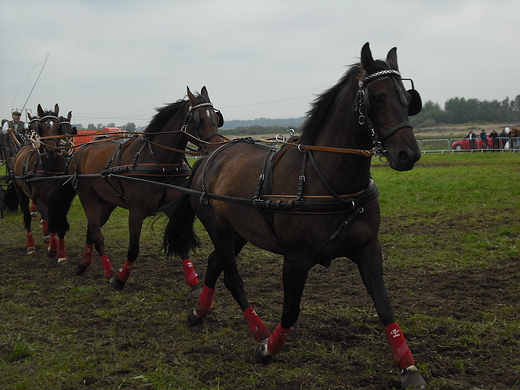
[57,257,67,264]
[400,365,428,389]
[187,308,204,327]
[47,247,57,258]
[43,235,50,243]
[254,339,272,365]
[26,246,36,255]
[191,284,202,299]
[76,263,88,276]
[31,212,38,221]
[109,276,126,291]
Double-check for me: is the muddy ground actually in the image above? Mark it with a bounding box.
[1,207,519,389]
[0,154,519,389]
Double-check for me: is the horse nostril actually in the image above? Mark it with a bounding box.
[397,150,410,163]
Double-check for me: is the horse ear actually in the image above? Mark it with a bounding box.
[187,86,197,105]
[54,103,59,115]
[360,42,374,71]
[67,111,72,121]
[201,86,210,101]
[386,47,399,70]
[37,104,45,117]
[28,113,34,121]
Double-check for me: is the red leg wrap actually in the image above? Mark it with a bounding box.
[267,322,291,356]
[118,260,134,282]
[244,306,270,342]
[26,231,35,248]
[385,322,415,369]
[182,259,200,287]
[195,286,216,318]
[81,244,93,267]
[49,233,58,252]
[100,254,115,278]
[57,239,66,259]
[30,202,37,213]
[42,220,49,237]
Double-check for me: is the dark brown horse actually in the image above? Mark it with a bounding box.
[163,44,427,388]
[48,87,225,294]
[7,104,73,258]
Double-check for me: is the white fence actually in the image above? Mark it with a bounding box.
[417,137,520,153]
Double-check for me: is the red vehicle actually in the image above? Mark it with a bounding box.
[451,136,493,150]
[74,127,122,146]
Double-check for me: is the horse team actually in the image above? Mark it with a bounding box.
[2,44,428,389]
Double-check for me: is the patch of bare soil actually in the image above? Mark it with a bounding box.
[1,209,519,390]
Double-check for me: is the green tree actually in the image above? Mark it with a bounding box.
[123,122,136,132]
[87,123,96,130]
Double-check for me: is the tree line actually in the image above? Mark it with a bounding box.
[73,122,138,132]
[72,94,520,134]
[412,95,520,127]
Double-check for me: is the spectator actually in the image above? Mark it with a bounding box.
[466,130,476,150]
[489,130,499,150]
[480,129,488,150]
[500,128,509,149]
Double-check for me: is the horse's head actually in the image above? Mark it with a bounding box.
[35,103,63,158]
[59,111,74,135]
[27,113,40,132]
[358,43,421,171]
[59,111,75,153]
[183,86,225,149]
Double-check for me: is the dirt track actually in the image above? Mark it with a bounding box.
[1,208,519,389]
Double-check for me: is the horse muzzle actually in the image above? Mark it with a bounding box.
[382,125,421,171]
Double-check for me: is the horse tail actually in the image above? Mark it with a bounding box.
[162,193,200,258]
[2,179,19,213]
[47,179,76,234]
[162,158,204,258]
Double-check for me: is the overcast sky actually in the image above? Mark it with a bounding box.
[1,0,519,127]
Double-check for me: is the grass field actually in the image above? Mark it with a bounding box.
[0,153,519,390]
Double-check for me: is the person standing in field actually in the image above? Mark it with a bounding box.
[480,129,488,151]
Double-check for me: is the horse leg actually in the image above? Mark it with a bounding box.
[18,192,35,254]
[254,255,311,364]
[76,226,94,275]
[37,203,64,263]
[223,235,270,342]
[30,200,38,221]
[109,210,145,291]
[79,200,116,279]
[180,251,202,298]
[188,250,221,326]
[189,234,269,341]
[355,238,427,389]
[41,219,50,243]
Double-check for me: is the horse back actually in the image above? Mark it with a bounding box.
[191,141,381,260]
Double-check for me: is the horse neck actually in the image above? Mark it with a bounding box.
[35,148,67,173]
[144,120,188,164]
[310,104,373,193]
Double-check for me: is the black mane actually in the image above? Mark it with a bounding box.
[145,100,187,134]
[299,59,390,145]
[299,65,361,145]
[145,92,210,134]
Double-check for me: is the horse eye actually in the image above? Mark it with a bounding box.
[373,95,384,104]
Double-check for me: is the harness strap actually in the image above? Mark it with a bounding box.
[379,121,413,141]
